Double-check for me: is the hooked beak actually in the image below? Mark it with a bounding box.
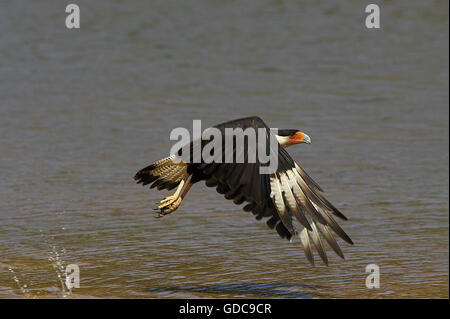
[291,131,311,144]
[302,133,311,144]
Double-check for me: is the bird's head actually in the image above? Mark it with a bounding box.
[275,129,311,148]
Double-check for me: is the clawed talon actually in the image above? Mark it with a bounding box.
[150,175,193,219]
[154,197,182,218]
[158,195,178,209]
[160,196,176,203]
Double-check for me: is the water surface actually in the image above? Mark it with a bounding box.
[0,0,448,298]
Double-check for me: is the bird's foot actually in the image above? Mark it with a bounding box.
[158,195,179,209]
[154,197,182,218]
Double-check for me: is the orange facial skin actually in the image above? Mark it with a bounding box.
[289,131,307,144]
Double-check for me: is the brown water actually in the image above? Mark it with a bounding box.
[0,0,448,298]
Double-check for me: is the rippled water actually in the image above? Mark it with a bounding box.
[0,0,448,298]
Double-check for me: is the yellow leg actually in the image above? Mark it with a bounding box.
[156,177,193,218]
[158,173,189,209]
[180,179,193,199]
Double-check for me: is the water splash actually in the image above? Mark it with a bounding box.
[8,267,30,297]
[41,230,72,298]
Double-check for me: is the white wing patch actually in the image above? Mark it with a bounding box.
[270,175,294,234]
[269,166,351,266]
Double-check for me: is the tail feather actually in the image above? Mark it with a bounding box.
[134,164,157,185]
[134,155,188,191]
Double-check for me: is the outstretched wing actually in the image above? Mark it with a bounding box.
[134,155,188,191]
[268,152,353,266]
[193,116,353,265]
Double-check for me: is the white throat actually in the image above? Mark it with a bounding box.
[275,135,292,148]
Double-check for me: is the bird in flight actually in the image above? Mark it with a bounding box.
[134,116,353,265]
